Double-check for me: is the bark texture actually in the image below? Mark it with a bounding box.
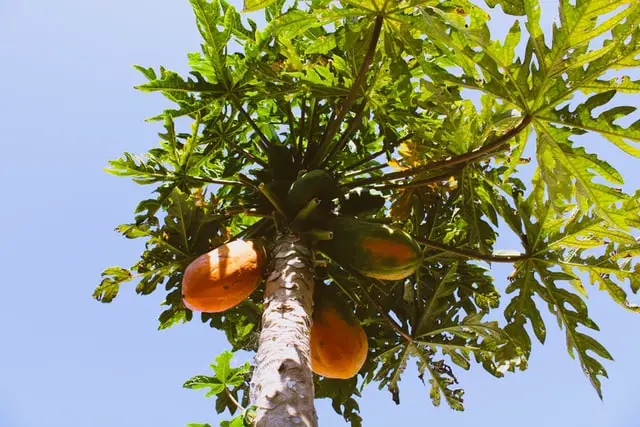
[250,233,318,427]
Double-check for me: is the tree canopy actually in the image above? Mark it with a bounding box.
[96,0,640,425]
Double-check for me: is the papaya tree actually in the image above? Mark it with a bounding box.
[95,0,640,425]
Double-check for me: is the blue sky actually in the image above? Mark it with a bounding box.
[1,1,639,426]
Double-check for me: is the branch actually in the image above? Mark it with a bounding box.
[311,15,384,167]
[360,284,413,342]
[415,237,529,263]
[338,148,386,173]
[343,115,532,188]
[303,98,320,165]
[336,132,412,174]
[225,218,271,243]
[322,99,368,167]
[237,173,260,190]
[343,162,388,180]
[230,95,272,152]
[371,170,455,191]
[186,176,247,187]
[283,99,296,146]
[225,387,246,415]
[227,139,268,168]
[296,97,306,164]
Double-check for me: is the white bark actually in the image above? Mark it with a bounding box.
[250,233,318,427]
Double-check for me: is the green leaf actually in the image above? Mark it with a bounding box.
[243,0,276,12]
[315,377,363,427]
[135,69,225,95]
[417,5,530,108]
[305,34,337,55]
[536,91,640,158]
[374,344,411,404]
[484,0,525,16]
[535,121,633,228]
[534,264,612,398]
[93,267,133,303]
[189,0,235,78]
[220,416,244,427]
[531,1,640,110]
[414,345,464,410]
[184,351,250,397]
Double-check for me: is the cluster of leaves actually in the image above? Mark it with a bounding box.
[97,0,640,425]
[184,351,255,427]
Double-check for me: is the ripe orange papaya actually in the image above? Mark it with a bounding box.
[318,216,422,280]
[182,240,267,313]
[310,302,368,379]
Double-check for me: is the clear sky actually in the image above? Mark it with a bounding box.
[1,1,639,426]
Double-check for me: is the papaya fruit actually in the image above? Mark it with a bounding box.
[182,239,267,313]
[311,302,368,379]
[287,169,340,212]
[338,187,386,216]
[318,216,422,280]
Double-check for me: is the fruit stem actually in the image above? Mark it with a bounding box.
[291,198,321,227]
[305,229,333,241]
[258,183,290,221]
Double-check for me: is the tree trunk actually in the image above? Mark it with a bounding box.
[250,232,318,427]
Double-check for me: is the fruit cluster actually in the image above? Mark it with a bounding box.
[182,167,423,379]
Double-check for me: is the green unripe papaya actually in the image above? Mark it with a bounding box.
[338,188,386,216]
[318,216,422,280]
[287,169,340,212]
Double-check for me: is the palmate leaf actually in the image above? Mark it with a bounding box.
[539,210,640,310]
[534,121,634,228]
[415,348,464,411]
[505,257,613,397]
[93,267,134,303]
[94,188,227,308]
[184,351,250,397]
[484,0,525,16]
[315,377,363,427]
[534,264,613,398]
[189,0,237,78]
[503,179,639,396]
[135,68,227,95]
[365,252,516,408]
[415,312,526,377]
[415,5,531,108]
[518,0,640,226]
[243,0,276,12]
[184,350,252,426]
[536,91,640,158]
[504,261,547,351]
[529,0,640,110]
[374,343,411,405]
[106,152,171,185]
